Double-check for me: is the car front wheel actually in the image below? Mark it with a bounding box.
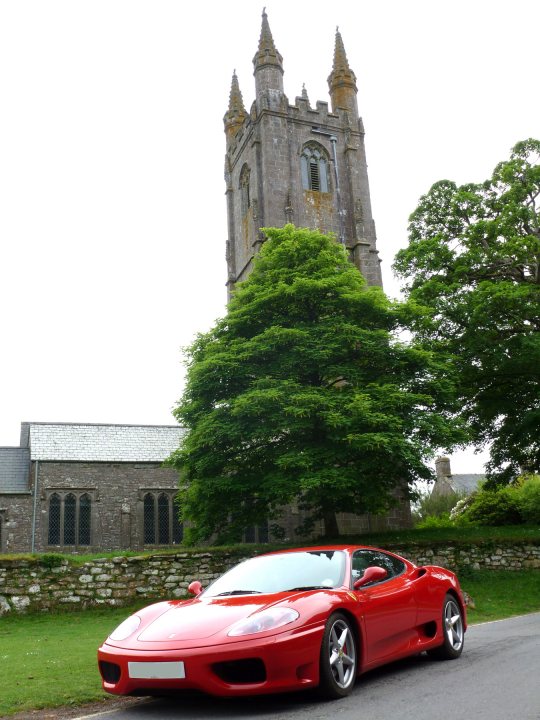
[318,612,357,698]
[428,593,464,660]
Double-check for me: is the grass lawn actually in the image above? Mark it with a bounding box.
[0,604,141,717]
[462,568,540,624]
[0,570,539,716]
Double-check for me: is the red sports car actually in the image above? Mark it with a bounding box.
[98,545,466,699]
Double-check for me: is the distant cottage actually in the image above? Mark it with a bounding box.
[431,456,485,499]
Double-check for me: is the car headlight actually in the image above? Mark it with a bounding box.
[109,614,141,641]
[228,607,299,637]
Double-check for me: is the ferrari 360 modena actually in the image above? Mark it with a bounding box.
[98,545,466,699]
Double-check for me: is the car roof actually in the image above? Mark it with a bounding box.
[262,545,385,555]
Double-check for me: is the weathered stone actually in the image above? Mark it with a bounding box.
[11,596,30,610]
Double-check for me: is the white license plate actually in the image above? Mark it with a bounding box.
[128,661,185,679]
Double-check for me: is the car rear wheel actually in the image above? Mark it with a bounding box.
[427,593,464,660]
[318,612,357,698]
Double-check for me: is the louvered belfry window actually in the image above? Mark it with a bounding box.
[301,144,329,192]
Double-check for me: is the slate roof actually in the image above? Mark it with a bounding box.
[0,448,31,493]
[449,474,485,494]
[23,423,185,463]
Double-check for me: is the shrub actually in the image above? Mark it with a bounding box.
[412,489,464,526]
[463,487,522,526]
[415,513,456,529]
[39,553,65,569]
[516,475,540,524]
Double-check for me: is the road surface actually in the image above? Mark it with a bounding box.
[73,612,540,720]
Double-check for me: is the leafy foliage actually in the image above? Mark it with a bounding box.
[394,140,540,482]
[451,475,540,526]
[168,226,464,543]
[463,487,522,526]
[515,474,540,524]
[412,489,465,527]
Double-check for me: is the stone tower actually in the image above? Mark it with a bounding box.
[224,10,382,296]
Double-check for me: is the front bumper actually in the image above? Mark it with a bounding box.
[98,624,324,697]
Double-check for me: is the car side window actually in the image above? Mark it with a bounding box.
[352,550,406,586]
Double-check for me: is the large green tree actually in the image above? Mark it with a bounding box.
[394,139,540,483]
[168,225,463,543]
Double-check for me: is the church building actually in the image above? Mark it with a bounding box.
[0,12,410,555]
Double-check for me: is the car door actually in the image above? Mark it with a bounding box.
[352,550,419,666]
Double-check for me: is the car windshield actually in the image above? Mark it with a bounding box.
[202,550,347,597]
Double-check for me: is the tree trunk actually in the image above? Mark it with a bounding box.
[322,509,339,538]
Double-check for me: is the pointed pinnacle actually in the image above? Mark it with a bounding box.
[228,70,246,115]
[328,27,357,88]
[224,70,247,137]
[253,7,283,69]
[332,27,350,74]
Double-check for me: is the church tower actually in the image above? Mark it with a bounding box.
[224,10,382,295]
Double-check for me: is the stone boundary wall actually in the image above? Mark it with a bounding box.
[1,542,539,615]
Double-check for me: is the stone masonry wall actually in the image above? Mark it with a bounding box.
[1,541,539,615]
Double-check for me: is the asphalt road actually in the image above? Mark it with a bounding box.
[75,613,540,720]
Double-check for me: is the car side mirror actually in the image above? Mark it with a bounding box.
[353,566,388,589]
[188,580,203,596]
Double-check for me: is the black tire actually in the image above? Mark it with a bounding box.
[427,593,465,660]
[318,612,357,699]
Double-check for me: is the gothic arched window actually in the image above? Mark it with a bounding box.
[79,493,92,546]
[240,164,251,215]
[301,144,329,192]
[141,491,183,546]
[158,493,170,544]
[47,491,93,547]
[143,493,156,545]
[48,493,61,545]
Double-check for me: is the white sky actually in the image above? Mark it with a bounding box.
[1,0,538,474]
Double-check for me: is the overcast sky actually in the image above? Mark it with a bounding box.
[1,0,538,473]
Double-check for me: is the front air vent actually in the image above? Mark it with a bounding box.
[99,661,121,684]
[212,658,266,684]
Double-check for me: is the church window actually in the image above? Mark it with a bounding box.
[301,144,329,192]
[46,490,93,547]
[143,493,155,544]
[240,165,251,215]
[79,493,92,545]
[243,521,269,544]
[48,493,61,545]
[64,493,76,545]
[141,491,183,546]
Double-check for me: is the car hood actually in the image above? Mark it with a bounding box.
[137,595,285,642]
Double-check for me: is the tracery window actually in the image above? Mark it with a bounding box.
[301,143,329,192]
[47,491,93,547]
[142,491,183,546]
